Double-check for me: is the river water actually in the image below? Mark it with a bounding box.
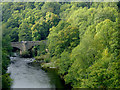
[7,53,64,89]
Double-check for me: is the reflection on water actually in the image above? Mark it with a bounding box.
[8,54,64,89]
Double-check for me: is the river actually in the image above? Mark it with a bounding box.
[7,53,65,89]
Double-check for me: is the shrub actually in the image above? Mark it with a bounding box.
[2,73,13,89]
[21,51,30,58]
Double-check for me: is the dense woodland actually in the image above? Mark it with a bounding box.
[1,2,120,88]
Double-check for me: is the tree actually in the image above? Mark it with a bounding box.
[9,27,19,42]
[41,2,60,15]
[31,19,48,41]
[64,19,120,88]
[25,2,35,9]
[34,2,44,10]
[45,12,60,28]
[2,2,13,22]
[57,51,71,76]
[18,22,32,41]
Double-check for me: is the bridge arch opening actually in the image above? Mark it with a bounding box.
[11,40,47,57]
[28,45,40,57]
[28,44,46,57]
[12,47,21,56]
[12,47,20,52]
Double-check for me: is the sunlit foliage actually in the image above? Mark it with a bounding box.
[2,2,120,89]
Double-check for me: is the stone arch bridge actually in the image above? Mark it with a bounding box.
[11,40,47,54]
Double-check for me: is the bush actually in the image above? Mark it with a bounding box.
[21,51,30,58]
[44,53,51,63]
[35,53,51,63]
[35,55,44,61]
[2,73,13,89]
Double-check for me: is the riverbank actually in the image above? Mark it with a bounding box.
[6,53,69,89]
[8,52,72,89]
[33,57,72,90]
[8,56,55,88]
[40,62,72,90]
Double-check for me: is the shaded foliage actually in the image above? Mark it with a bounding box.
[2,2,120,89]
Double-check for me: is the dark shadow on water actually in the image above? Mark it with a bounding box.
[27,62,72,90]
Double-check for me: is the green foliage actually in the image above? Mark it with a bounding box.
[2,2,13,22]
[41,2,60,15]
[35,55,45,61]
[21,51,30,58]
[11,2,25,11]
[35,53,50,63]
[81,54,120,88]
[45,12,60,28]
[94,7,118,24]
[2,33,13,89]
[34,2,44,10]
[44,53,51,63]
[57,51,71,76]
[2,73,13,89]
[31,19,48,41]
[18,22,32,41]
[2,50,10,75]
[48,23,80,57]
[54,26,79,55]
[25,2,35,9]
[95,19,119,54]
[64,19,120,88]
[2,2,120,89]
[9,27,19,42]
